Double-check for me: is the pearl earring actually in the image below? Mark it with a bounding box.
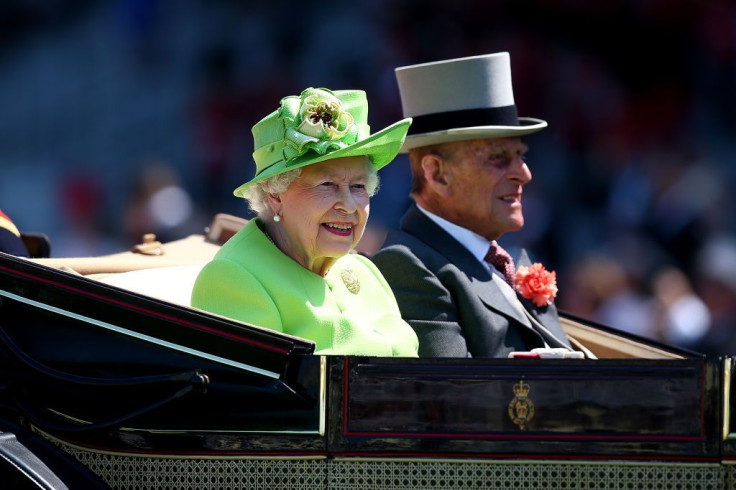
[273,214,281,223]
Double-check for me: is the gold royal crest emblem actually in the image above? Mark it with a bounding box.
[508,380,534,430]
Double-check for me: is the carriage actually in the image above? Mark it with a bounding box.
[0,214,733,489]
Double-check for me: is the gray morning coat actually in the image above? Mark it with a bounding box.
[372,204,571,358]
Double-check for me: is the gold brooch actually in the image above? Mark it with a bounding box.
[508,380,534,430]
[341,267,360,294]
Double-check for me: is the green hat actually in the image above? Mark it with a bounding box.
[233,87,412,197]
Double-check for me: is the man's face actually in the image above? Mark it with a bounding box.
[440,137,532,241]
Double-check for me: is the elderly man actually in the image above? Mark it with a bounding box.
[373,53,573,358]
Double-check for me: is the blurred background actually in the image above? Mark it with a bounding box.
[1,0,735,355]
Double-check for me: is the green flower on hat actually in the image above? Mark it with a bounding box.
[281,88,359,164]
[298,93,354,139]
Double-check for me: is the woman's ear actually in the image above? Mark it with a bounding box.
[266,191,282,217]
[420,154,452,197]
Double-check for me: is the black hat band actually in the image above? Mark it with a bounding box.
[407,105,519,136]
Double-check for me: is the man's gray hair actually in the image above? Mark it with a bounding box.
[241,158,380,216]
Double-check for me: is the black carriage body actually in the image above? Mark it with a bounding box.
[334,356,718,459]
[0,251,733,489]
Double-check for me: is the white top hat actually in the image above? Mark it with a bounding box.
[395,52,547,152]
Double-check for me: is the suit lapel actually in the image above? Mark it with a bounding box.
[400,205,533,329]
[400,206,571,349]
[475,276,534,328]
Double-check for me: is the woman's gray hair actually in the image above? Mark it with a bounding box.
[241,157,380,216]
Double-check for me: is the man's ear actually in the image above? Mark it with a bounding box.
[420,153,452,197]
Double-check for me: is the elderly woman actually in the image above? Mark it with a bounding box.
[191,87,418,356]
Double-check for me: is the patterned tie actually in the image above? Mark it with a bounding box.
[485,242,516,286]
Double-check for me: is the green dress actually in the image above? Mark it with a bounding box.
[191,219,418,356]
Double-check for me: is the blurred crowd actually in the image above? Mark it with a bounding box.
[1,0,736,355]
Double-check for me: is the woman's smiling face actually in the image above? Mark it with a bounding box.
[270,156,372,275]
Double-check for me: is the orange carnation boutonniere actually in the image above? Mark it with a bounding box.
[515,263,558,307]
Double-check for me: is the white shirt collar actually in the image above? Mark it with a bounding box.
[416,204,491,266]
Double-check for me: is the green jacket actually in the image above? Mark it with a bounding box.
[191,219,418,356]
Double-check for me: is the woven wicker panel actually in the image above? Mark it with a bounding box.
[724,464,736,490]
[61,446,327,490]
[329,459,724,490]
[54,438,726,490]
